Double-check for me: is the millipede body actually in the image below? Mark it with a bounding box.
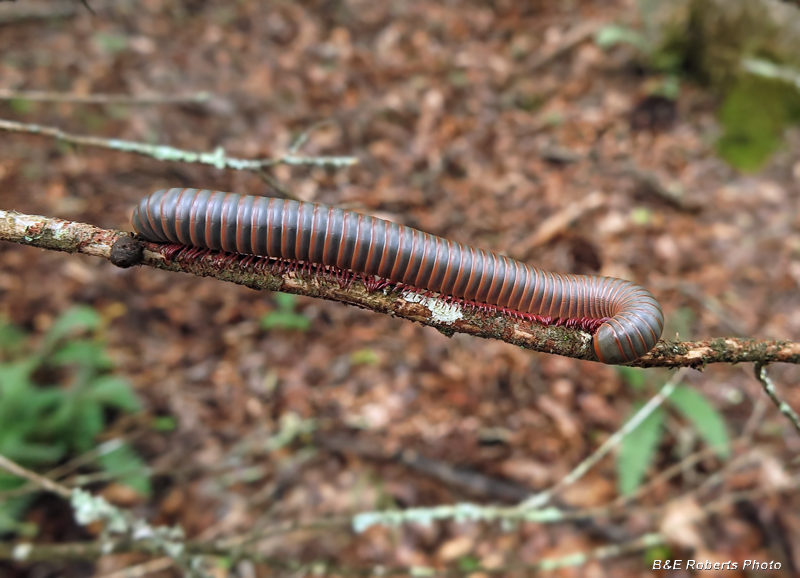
[132,188,664,364]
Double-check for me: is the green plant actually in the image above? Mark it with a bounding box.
[261,293,311,331]
[457,556,482,572]
[9,98,34,115]
[0,306,148,534]
[91,32,128,55]
[616,371,731,496]
[350,347,379,366]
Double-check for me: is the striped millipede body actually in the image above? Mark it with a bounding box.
[132,188,664,364]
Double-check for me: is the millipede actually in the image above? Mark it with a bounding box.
[132,188,664,364]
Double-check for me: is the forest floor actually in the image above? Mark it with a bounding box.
[0,1,799,577]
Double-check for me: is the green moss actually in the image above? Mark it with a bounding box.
[9,98,33,114]
[716,76,800,171]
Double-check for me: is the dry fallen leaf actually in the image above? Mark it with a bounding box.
[660,496,706,550]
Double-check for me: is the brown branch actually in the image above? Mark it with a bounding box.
[635,337,800,368]
[1,208,799,368]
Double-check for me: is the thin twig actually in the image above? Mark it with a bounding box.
[45,436,141,484]
[535,533,665,571]
[254,168,300,201]
[543,442,767,525]
[0,89,211,105]
[0,453,71,498]
[606,437,747,512]
[288,119,335,154]
[0,453,190,570]
[520,368,687,510]
[690,448,762,498]
[60,465,154,489]
[754,363,800,436]
[0,118,358,170]
[0,438,135,500]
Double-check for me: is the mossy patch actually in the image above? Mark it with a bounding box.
[716,76,800,171]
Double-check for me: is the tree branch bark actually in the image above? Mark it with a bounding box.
[1,208,798,368]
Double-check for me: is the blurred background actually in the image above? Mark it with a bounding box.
[1,0,800,576]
